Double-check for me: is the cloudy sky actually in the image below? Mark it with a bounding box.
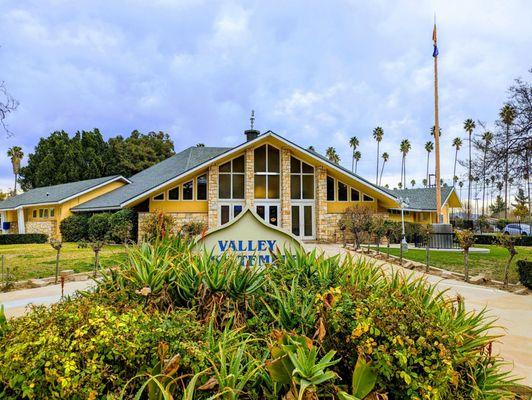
[0,0,531,192]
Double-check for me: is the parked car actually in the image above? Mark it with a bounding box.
[503,223,531,235]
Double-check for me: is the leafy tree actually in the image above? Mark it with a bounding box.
[340,206,372,249]
[512,188,529,222]
[497,233,517,287]
[372,127,383,184]
[490,195,506,217]
[455,229,475,282]
[0,81,19,136]
[349,136,359,172]
[6,146,23,195]
[19,130,175,189]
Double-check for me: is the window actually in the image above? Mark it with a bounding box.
[183,180,193,200]
[153,192,165,201]
[39,209,44,218]
[337,181,348,201]
[197,174,207,200]
[290,157,314,200]
[219,155,245,199]
[50,208,55,217]
[32,210,37,218]
[326,176,335,201]
[254,144,280,199]
[363,194,374,202]
[168,186,180,200]
[43,209,49,218]
[350,188,360,201]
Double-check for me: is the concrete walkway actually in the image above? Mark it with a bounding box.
[1,280,94,318]
[305,243,532,387]
[1,245,530,386]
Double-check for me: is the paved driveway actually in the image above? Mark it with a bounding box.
[305,243,532,387]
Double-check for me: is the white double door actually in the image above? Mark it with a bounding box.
[291,202,315,240]
[255,202,280,227]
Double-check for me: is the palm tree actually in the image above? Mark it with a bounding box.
[452,137,462,188]
[411,179,416,188]
[353,151,361,173]
[423,178,428,187]
[463,119,476,219]
[458,181,464,202]
[398,182,403,189]
[430,125,442,137]
[399,139,411,188]
[379,152,389,185]
[424,141,434,185]
[499,104,516,219]
[372,127,383,184]
[480,131,493,215]
[7,146,24,195]
[308,145,315,151]
[326,147,340,164]
[349,136,359,172]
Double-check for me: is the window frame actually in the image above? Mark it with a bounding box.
[167,185,180,201]
[337,180,348,202]
[196,174,208,201]
[290,156,314,200]
[254,144,281,199]
[218,155,245,200]
[363,194,374,202]
[182,180,194,201]
[326,176,335,201]
[350,188,360,202]
[153,192,165,201]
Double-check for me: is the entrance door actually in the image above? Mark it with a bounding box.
[291,204,314,240]
[255,203,279,226]
[219,203,244,225]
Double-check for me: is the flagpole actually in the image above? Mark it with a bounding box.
[433,23,443,223]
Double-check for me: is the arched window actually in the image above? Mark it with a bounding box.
[254,145,280,199]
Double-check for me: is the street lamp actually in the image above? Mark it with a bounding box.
[398,196,410,254]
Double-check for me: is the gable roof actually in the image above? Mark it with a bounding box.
[73,131,399,211]
[0,175,129,211]
[383,186,458,211]
[72,146,230,211]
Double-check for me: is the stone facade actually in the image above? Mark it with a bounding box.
[315,166,328,241]
[138,212,208,239]
[26,221,56,238]
[207,164,219,229]
[245,148,254,208]
[280,147,291,231]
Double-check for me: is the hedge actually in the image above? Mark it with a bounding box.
[474,234,532,246]
[517,260,531,289]
[60,214,90,242]
[0,233,48,245]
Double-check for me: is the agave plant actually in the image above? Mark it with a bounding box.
[337,357,378,400]
[267,332,340,400]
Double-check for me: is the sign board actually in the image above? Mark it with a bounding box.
[195,207,303,266]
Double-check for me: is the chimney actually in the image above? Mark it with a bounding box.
[245,110,260,141]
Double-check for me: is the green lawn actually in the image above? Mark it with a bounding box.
[373,244,530,284]
[0,243,127,281]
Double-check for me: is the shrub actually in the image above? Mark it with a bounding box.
[60,214,89,242]
[473,234,531,246]
[140,211,176,242]
[108,209,136,243]
[0,298,209,399]
[87,213,112,241]
[181,220,206,237]
[517,260,532,289]
[0,233,48,245]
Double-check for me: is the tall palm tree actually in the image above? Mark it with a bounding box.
[379,152,389,185]
[423,178,428,187]
[308,145,315,151]
[458,181,464,202]
[349,136,359,172]
[430,125,442,137]
[353,151,361,173]
[480,131,493,216]
[398,182,403,189]
[399,139,411,188]
[424,141,434,185]
[463,119,476,219]
[326,147,340,164]
[372,127,384,184]
[452,137,462,187]
[7,146,24,195]
[499,104,516,219]
[411,179,416,188]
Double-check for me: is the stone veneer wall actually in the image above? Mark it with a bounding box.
[280,148,291,231]
[208,164,219,229]
[26,221,56,238]
[138,212,208,239]
[315,166,328,241]
[245,148,254,208]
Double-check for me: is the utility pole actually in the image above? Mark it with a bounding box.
[433,22,442,223]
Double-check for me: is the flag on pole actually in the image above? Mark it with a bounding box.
[432,24,439,57]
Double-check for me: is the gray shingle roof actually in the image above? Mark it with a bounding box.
[0,175,126,210]
[72,146,230,211]
[382,186,455,210]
